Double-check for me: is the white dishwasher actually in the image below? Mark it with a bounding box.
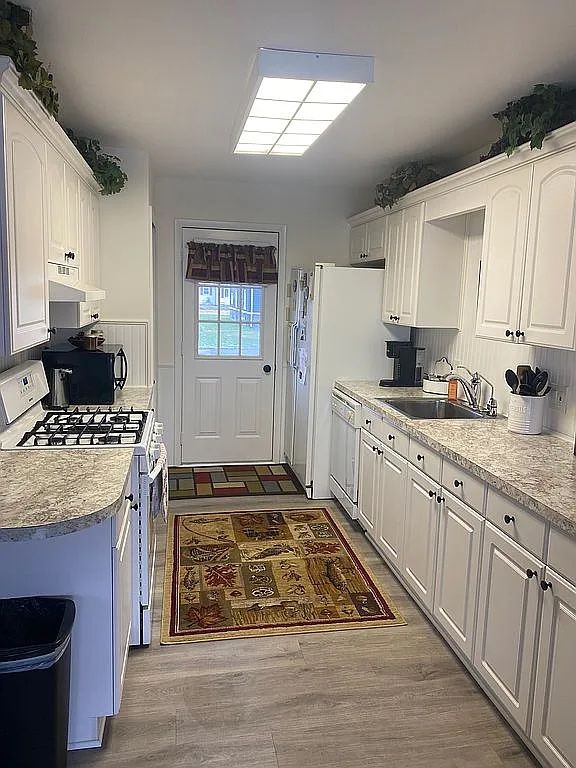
[329,389,362,520]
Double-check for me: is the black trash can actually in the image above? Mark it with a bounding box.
[0,597,76,768]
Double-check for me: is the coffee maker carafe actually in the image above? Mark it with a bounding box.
[379,341,425,387]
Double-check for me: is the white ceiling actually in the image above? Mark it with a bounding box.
[24,0,576,186]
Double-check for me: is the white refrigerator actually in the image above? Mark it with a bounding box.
[285,263,409,499]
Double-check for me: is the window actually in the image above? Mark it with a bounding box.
[197,282,263,357]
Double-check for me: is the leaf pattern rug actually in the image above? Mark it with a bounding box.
[162,508,405,644]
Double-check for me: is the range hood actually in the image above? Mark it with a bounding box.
[48,262,106,302]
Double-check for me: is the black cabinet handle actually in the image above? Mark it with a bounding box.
[417,454,424,461]
[453,479,463,488]
[48,327,56,335]
[428,490,436,499]
[504,514,515,524]
[389,314,394,321]
[377,449,383,456]
[91,313,99,320]
[125,493,133,502]
[371,446,377,452]
[540,580,552,591]
[526,568,537,579]
[388,434,395,441]
[515,330,525,338]
[365,419,371,426]
[130,502,139,511]
[64,251,75,261]
[436,496,444,504]
[263,364,272,374]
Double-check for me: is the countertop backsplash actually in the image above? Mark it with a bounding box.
[413,211,576,438]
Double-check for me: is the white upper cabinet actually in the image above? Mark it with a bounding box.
[382,211,402,321]
[349,223,367,264]
[397,204,422,326]
[64,162,80,264]
[1,99,49,354]
[47,143,81,268]
[531,567,576,768]
[350,218,386,264]
[475,166,532,342]
[520,149,576,349]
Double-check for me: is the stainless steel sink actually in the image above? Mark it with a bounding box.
[373,398,486,420]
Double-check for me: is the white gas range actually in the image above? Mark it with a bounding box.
[0,360,165,646]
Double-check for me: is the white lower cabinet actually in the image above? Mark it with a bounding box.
[358,430,381,536]
[433,491,483,659]
[473,522,542,730]
[401,465,439,609]
[376,446,407,571]
[531,568,576,768]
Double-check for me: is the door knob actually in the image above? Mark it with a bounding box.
[263,364,272,374]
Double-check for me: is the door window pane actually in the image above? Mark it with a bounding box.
[197,322,218,356]
[196,282,263,358]
[241,323,261,356]
[219,323,240,356]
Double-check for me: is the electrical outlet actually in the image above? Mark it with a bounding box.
[549,382,568,414]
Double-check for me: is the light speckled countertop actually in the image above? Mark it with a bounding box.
[0,385,154,542]
[336,380,576,538]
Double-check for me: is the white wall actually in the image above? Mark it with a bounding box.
[414,212,576,437]
[153,175,371,462]
[98,148,154,384]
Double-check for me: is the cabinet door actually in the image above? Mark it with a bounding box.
[398,203,424,326]
[375,445,407,571]
[434,492,483,659]
[91,189,100,286]
[382,210,402,322]
[358,431,380,536]
[520,149,576,349]
[113,503,132,713]
[366,217,386,261]
[475,166,531,342]
[531,568,576,768]
[64,163,80,263]
[79,180,94,283]
[401,464,439,608]
[350,223,367,264]
[2,100,49,353]
[474,522,542,730]
[46,144,67,265]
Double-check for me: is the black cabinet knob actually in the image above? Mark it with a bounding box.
[417,454,424,461]
[436,496,444,504]
[515,330,525,338]
[428,490,436,498]
[453,479,463,488]
[371,446,376,452]
[540,580,552,591]
[125,493,133,502]
[64,251,75,261]
[130,502,139,511]
[48,327,56,335]
[526,568,537,579]
[377,449,383,456]
[388,434,395,441]
[263,364,272,374]
[505,329,513,337]
[389,314,394,321]
[365,419,371,426]
[91,313,99,320]
[504,514,515,524]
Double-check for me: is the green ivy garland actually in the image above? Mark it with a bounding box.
[481,84,576,160]
[0,1,58,117]
[66,131,128,195]
[374,161,443,210]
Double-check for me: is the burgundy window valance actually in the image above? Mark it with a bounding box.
[185,241,278,285]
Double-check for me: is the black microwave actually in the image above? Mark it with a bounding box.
[42,344,128,406]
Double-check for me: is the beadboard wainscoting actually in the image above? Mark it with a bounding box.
[414,212,576,437]
[95,320,151,386]
[0,348,42,376]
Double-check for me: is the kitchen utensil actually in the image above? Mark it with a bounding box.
[540,386,551,397]
[505,369,519,393]
[517,364,533,383]
[51,368,72,407]
[532,370,549,395]
[433,356,453,379]
[68,332,105,351]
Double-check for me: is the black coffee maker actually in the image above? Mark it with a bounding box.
[379,341,425,387]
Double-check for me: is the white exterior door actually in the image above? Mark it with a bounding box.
[474,522,542,730]
[181,228,278,465]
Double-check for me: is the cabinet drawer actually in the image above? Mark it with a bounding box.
[485,488,547,559]
[441,459,486,513]
[361,405,380,433]
[548,526,576,585]
[375,418,409,458]
[409,438,442,482]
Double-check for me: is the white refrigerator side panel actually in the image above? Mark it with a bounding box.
[308,266,409,498]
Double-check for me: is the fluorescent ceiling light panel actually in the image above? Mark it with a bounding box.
[234,49,373,156]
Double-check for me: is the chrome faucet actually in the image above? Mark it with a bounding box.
[447,366,498,416]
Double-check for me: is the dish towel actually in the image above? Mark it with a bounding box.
[151,443,169,522]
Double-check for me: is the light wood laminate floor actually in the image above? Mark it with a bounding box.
[69,497,539,768]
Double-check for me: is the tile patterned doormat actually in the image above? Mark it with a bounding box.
[168,464,304,499]
[161,507,405,644]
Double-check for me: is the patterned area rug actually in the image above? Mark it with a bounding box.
[161,508,405,644]
[168,464,304,499]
